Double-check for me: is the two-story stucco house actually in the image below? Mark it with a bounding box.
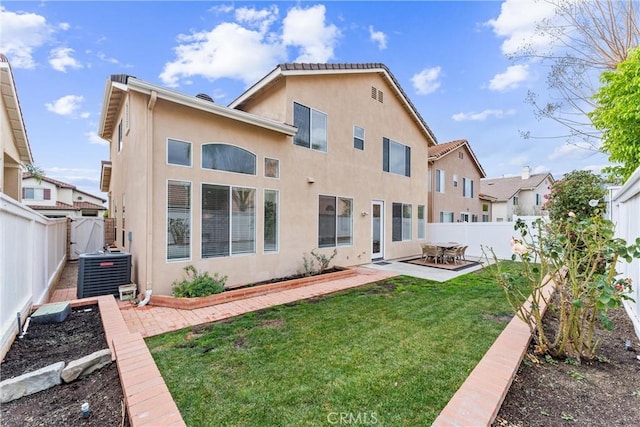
[427,139,489,222]
[1,54,33,202]
[98,63,436,296]
[21,173,107,218]
[481,167,555,221]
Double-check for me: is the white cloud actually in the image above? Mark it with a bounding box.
[548,142,598,161]
[49,47,83,72]
[58,22,70,31]
[485,0,558,57]
[281,5,340,62]
[452,108,516,121]
[489,64,529,91]
[160,22,286,87]
[0,7,52,69]
[45,95,84,116]
[161,4,340,87]
[86,131,108,146]
[411,66,441,95]
[368,25,387,50]
[235,5,279,34]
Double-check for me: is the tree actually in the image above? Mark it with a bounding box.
[516,0,639,151]
[544,170,606,221]
[589,48,640,182]
[22,163,45,183]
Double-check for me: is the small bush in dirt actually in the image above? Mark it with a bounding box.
[172,265,227,298]
[301,248,338,276]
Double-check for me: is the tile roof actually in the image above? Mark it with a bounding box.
[28,201,78,211]
[428,139,487,178]
[74,201,107,210]
[481,173,553,201]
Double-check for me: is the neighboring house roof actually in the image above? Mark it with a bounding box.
[22,173,107,203]
[481,173,554,202]
[28,201,78,211]
[73,201,107,210]
[0,54,33,164]
[98,74,297,142]
[428,139,486,178]
[229,63,438,146]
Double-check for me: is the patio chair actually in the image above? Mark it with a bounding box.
[442,246,460,264]
[458,245,468,262]
[421,244,442,264]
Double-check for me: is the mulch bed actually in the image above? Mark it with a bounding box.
[1,305,129,426]
[494,306,640,426]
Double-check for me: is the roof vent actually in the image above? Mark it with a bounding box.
[196,93,214,102]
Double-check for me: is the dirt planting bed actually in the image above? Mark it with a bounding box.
[1,305,129,426]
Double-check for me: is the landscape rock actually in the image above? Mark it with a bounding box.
[61,349,112,383]
[30,302,71,324]
[0,361,65,403]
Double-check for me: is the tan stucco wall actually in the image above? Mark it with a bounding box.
[428,146,484,222]
[108,72,431,295]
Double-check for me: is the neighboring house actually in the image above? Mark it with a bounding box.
[1,54,33,202]
[481,167,555,221]
[22,173,107,218]
[427,139,487,223]
[99,63,437,295]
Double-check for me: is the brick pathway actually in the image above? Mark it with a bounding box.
[118,267,397,337]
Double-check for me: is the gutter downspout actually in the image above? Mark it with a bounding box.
[138,90,157,307]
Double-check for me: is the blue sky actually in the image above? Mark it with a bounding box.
[1,1,609,198]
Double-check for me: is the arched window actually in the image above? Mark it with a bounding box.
[202,144,256,175]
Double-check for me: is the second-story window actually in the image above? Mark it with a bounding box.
[383,138,411,177]
[293,102,327,152]
[463,178,474,198]
[354,125,365,150]
[435,169,445,193]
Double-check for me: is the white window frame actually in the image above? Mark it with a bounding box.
[167,138,192,167]
[293,102,328,152]
[440,211,454,223]
[117,120,123,153]
[354,125,365,150]
[463,177,474,198]
[417,205,425,239]
[264,189,279,253]
[166,180,192,262]
[435,169,445,193]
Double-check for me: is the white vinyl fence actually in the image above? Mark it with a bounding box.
[1,193,67,359]
[426,217,539,261]
[610,166,640,338]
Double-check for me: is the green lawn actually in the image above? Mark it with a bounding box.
[146,262,523,426]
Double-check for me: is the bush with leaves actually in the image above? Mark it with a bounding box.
[172,265,227,298]
[543,170,606,221]
[485,216,640,361]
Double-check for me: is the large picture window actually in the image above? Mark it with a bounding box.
[167,180,191,261]
[167,139,192,166]
[392,203,412,241]
[202,184,255,257]
[318,195,353,248]
[383,138,411,177]
[202,144,256,175]
[293,102,327,152]
[264,189,279,253]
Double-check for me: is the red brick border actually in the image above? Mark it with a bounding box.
[432,276,556,426]
[150,268,356,309]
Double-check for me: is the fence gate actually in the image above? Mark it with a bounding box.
[70,217,105,260]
